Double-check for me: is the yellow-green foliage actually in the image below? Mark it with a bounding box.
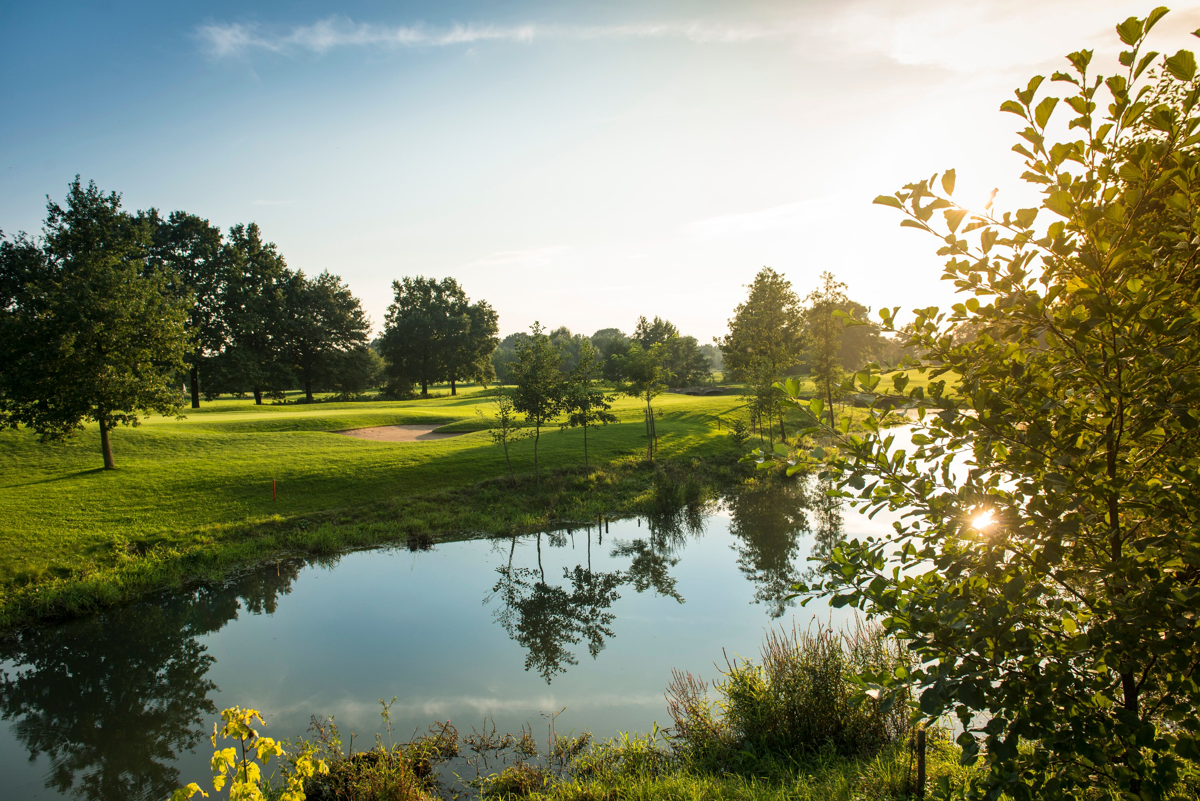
[171,706,327,801]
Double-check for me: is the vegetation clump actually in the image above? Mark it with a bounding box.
[665,621,911,770]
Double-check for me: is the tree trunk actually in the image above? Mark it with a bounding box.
[421,380,429,397]
[305,378,314,403]
[534,425,541,483]
[99,417,116,470]
[450,379,457,396]
[254,388,263,405]
[190,363,201,409]
[504,438,514,483]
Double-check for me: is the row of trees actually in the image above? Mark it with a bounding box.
[0,179,377,466]
[492,317,716,388]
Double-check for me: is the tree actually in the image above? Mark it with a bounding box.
[510,322,565,482]
[590,328,631,382]
[804,272,848,428]
[378,276,447,397]
[632,316,710,386]
[0,179,190,469]
[378,276,495,397]
[720,268,806,382]
[217,223,293,404]
[491,333,524,385]
[619,342,668,461]
[776,11,1200,798]
[148,211,226,409]
[561,340,618,471]
[324,344,383,398]
[282,270,370,402]
[480,390,531,483]
[445,297,499,395]
[720,268,806,440]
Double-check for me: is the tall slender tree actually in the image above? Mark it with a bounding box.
[561,340,617,471]
[619,342,668,461]
[804,271,848,428]
[510,322,565,482]
[0,179,190,468]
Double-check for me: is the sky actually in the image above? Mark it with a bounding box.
[4,0,1200,341]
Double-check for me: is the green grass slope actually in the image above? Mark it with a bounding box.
[0,388,744,589]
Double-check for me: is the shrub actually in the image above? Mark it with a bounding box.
[666,620,911,768]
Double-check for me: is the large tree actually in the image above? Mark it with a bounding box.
[720,267,806,440]
[379,276,495,397]
[510,322,565,481]
[216,223,293,404]
[632,316,710,386]
[775,11,1200,799]
[282,270,370,402]
[0,179,190,469]
[719,268,806,382]
[148,211,226,409]
[444,293,499,395]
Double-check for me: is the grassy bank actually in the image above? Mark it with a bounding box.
[0,387,755,628]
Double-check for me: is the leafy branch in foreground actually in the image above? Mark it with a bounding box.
[760,8,1200,800]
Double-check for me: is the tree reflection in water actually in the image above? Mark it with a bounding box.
[490,503,709,683]
[725,476,845,618]
[490,530,625,683]
[0,563,301,801]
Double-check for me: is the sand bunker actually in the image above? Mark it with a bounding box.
[336,424,464,443]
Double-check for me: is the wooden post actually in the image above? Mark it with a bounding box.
[272,478,276,501]
[916,726,926,799]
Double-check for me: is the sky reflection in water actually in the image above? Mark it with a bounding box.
[0,475,890,801]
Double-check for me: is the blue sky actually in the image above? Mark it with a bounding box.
[4,1,1200,340]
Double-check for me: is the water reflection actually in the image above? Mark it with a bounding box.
[490,532,626,683]
[487,482,844,680]
[0,480,850,800]
[0,565,301,801]
[726,477,845,618]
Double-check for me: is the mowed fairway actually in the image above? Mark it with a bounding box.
[0,388,744,585]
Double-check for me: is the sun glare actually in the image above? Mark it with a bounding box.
[970,508,997,532]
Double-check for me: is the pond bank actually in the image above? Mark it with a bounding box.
[0,454,749,631]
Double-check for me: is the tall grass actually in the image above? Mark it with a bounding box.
[666,620,912,768]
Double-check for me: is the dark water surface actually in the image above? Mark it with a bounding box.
[0,477,897,801]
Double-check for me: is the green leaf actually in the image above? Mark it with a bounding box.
[810,398,825,419]
[941,169,956,196]
[1116,17,1143,46]
[873,195,903,209]
[999,99,1028,118]
[1166,50,1197,81]
[945,208,969,233]
[1034,96,1059,129]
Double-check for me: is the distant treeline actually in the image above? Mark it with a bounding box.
[491,316,719,388]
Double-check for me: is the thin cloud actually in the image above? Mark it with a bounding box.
[468,246,568,270]
[684,197,843,239]
[195,16,793,59]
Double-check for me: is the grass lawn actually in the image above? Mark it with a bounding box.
[0,386,760,623]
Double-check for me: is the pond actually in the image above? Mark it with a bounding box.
[0,475,899,801]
